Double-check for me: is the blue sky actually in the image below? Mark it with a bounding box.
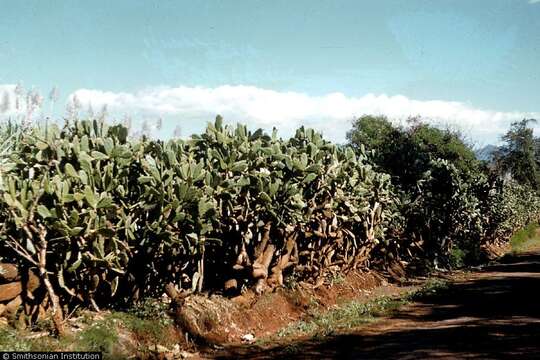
[1,0,539,144]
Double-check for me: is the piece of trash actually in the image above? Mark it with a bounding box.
[154,344,170,353]
[241,333,255,342]
[180,350,195,358]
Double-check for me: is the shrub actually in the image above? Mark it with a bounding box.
[0,117,399,319]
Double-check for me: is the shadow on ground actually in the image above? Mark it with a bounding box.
[214,250,540,359]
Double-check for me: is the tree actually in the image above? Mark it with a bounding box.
[346,115,410,184]
[347,115,484,263]
[346,115,397,156]
[347,115,479,189]
[495,119,540,191]
[407,121,478,175]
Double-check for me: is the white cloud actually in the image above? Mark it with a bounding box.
[529,0,540,4]
[70,85,539,145]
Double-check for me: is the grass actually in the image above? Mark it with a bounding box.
[449,246,467,268]
[274,277,449,340]
[275,295,402,338]
[77,319,119,354]
[0,299,178,359]
[0,319,121,356]
[0,327,33,352]
[510,222,540,253]
[406,278,449,301]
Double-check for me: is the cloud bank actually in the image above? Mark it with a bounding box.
[2,83,537,145]
[70,85,539,145]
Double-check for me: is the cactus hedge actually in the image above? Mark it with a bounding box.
[0,117,539,328]
[0,118,399,311]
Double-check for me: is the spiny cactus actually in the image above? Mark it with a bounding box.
[0,116,539,328]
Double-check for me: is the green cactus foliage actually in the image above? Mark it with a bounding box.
[0,116,538,317]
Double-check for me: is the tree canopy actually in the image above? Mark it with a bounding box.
[495,119,540,191]
[346,115,479,190]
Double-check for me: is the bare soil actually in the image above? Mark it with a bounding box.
[178,270,406,345]
[207,245,540,359]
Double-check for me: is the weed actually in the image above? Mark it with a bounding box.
[328,273,346,286]
[449,246,466,268]
[0,328,32,351]
[77,319,118,354]
[510,222,540,253]
[284,272,301,290]
[0,303,177,358]
[107,300,176,348]
[31,318,54,333]
[277,320,315,338]
[127,298,172,326]
[285,289,304,307]
[275,276,451,340]
[283,343,301,355]
[407,278,449,301]
[277,295,404,338]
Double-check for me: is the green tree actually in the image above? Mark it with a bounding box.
[495,119,540,191]
[347,115,485,264]
[346,115,398,159]
[346,115,479,189]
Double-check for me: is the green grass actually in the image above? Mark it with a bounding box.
[0,328,33,352]
[0,326,78,354]
[274,278,449,340]
[77,319,119,354]
[510,222,540,253]
[276,296,406,338]
[406,278,449,301]
[449,246,467,268]
[0,300,177,359]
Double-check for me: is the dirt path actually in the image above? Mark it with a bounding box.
[213,247,540,359]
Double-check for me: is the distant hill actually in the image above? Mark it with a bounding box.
[475,144,499,162]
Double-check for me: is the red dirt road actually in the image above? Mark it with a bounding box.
[214,248,540,359]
